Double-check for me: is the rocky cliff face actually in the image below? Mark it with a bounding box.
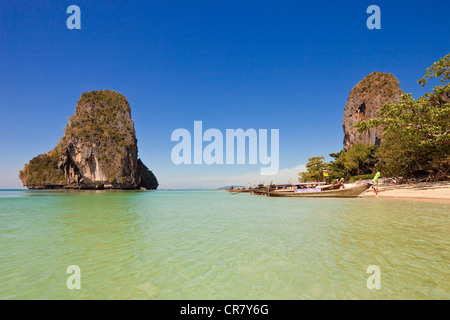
[343,72,403,149]
[20,90,158,190]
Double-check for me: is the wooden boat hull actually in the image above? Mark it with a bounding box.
[267,184,371,198]
[250,189,268,195]
[229,189,252,194]
[319,183,342,191]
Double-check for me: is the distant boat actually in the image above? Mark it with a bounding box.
[267,183,372,198]
[228,188,252,193]
[226,186,253,193]
[220,185,245,191]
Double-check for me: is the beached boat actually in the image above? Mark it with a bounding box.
[267,183,372,198]
[318,182,343,191]
[250,188,267,195]
[248,182,339,196]
[266,182,338,193]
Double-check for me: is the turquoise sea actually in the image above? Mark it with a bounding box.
[0,189,449,299]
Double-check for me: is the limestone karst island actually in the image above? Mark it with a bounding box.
[19,90,158,190]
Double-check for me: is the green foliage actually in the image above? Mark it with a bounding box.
[324,151,346,180]
[349,174,376,183]
[337,143,378,175]
[350,72,403,98]
[418,53,450,87]
[298,156,325,182]
[19,147,65,186]
[371,129,427,176]
[64,91,134,147]
[300,144,378,182]
[77,90,132,113]
[356,54,450,180]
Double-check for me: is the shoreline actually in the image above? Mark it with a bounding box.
[358,181,450,201]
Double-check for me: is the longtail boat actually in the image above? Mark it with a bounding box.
[229,188,252,194]
[266,182,339,193]
[267,183,372,198]
[250,188,267,195]
[248,182,339,196]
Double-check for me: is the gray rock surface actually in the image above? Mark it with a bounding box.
[343,72,403,149]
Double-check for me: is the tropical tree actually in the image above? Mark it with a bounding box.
[298,156,325,182]
[326,150,347,180]
[338,143,377,175]
[324,144,378,179]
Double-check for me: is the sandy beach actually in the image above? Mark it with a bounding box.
[360,181,450,201]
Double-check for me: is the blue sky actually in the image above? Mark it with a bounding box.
[1,0,449,188]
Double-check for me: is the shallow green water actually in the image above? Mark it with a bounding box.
[0,190,449,299]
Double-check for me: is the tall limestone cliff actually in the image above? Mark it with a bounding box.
[343,72,403,149]
[19,90,158,190]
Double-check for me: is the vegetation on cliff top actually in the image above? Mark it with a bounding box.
[19,147,65,186]
[61,90,137,182]
[350,72,403,98]
[63,90,134,148]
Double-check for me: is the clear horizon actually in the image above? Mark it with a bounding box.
[1,1,449,189]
